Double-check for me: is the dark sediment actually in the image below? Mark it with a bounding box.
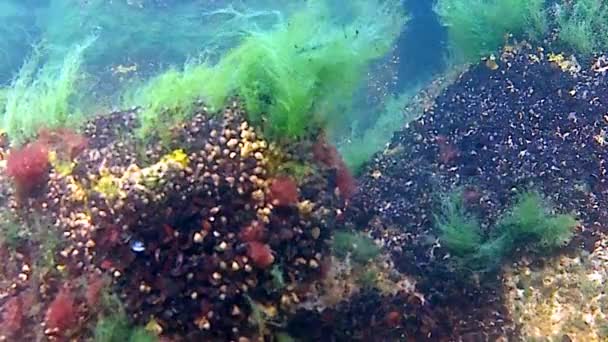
[288,288,430,342]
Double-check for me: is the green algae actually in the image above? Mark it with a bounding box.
[1,37,94,146]
[132,0,408,140]
[434,0,547,61]
[436,190,578,273]
[332,230,380,264]
[340,91,417,173]
[556,0,608,55]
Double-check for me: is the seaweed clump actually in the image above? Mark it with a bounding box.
[332,230,380,264]
[6,141,49,197]
[1,37,94,147]
[555,0,608,55]
[94,311,155,342]
[133,0,408,140]
[435,190,578,272]
[434,0,547,61]
[434,0,608,60]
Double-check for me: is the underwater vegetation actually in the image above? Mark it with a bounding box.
[5,0,608,340]
[1,37,94,147]
[435,0,608,61]
[6,140,49,197]
[434,190,482,260]
[340,91,417,173]
[0,0,300,117]
[93,307,155,342]
[435,190,578,272]
[434,0,547,61]
[555,0,608,55]
[332,230,380,264]
[132,0,408,140]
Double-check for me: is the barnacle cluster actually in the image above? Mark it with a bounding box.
[13,100,343,340]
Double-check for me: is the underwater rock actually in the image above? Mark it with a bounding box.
[347,43,608,339]
[288,287,429,342]
[21,100,345,340]
[504,244,608,341]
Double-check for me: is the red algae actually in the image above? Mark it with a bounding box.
[6,129,87,197]
[239,220,266,242]
[385,310,401,327]
[38,128,88,160]
[436,135,459,164]
[45,287,77,332]
[85,275,106,308]
[1,296,24,337]
[6,141,50,196]
[312,134,338,167]
[313,135,357,200]
[462,187,482,206]
[247,241,275,269]
[336,166,356,199]
[100,259,113,270]
[269,176,299,206]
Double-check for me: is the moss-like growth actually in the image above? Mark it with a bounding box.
[2,37,94,146]
[434,191,483,258]
[0,212,25,250]
[133,0,408,140]
[435,190,578,272]
[38,220,63,272]
[128,328,155,342]
[0,212,64,272]
[246,296,284,339]
[48,150,76,176]
[496,192,577,251]
[269,264,286,291]
[159,149,189,168]
[332,230,380,264]
[355,268,379,289]
[94,315,155,342]
[435,0,608,59]
[93,315,131,342]
[556,0,608,55]
[94,292,156,342]
[275,332,297,342]
[275,161,313,183]
[434,0,547,61]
